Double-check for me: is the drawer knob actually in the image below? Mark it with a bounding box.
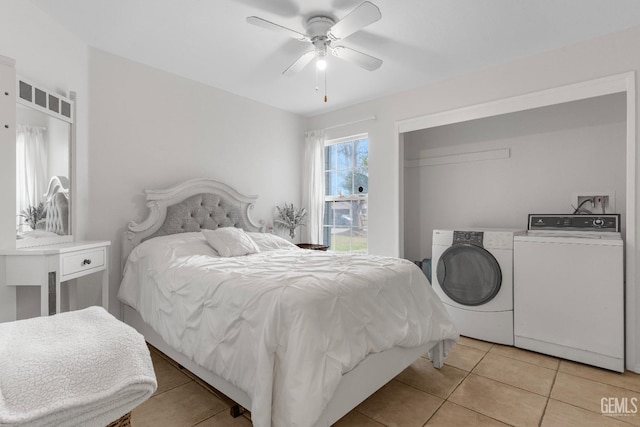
[82,259,92,266]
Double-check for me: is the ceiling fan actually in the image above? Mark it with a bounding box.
[246,1,383,76]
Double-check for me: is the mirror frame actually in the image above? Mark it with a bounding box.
[15,77,75,248]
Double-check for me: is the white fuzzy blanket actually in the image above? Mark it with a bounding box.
[0,306,157,427]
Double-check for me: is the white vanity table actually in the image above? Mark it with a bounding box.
[1,241,110,316]
[0,73,112,319]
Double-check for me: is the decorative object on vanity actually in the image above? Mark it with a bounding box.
[275,202,307,239]
[296,243,329,251]
[0,307,156,426]
[16,176,71,240]
[18,202,46,231]
[15,77,74,248]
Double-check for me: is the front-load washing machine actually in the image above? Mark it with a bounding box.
[432,229,525,345]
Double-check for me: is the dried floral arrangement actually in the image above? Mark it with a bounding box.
[275,203,307,239]
[19,202,47,230]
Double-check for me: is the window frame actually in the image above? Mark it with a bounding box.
[322,133,369,253]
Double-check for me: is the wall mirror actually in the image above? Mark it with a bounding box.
[15,77,74,248]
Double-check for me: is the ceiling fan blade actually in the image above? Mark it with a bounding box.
[329,1,381,40]
[331,46,382,71]
[283,51,317,75]
[246,16,309,41]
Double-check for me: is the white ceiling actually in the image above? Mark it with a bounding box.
[31,0,640,117]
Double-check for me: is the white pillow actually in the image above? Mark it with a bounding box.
[202,227,259,257]
[246,232,299,251]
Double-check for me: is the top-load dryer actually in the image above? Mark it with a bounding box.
[432,229,525,345]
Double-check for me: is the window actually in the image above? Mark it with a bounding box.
[323,134,368,253]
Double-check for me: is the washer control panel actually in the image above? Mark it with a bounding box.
[528,214,620,231]
[453,231,484,247]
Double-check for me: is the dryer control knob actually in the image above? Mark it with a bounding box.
[593,218,605,227]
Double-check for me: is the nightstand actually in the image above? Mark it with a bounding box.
[296,243,329,251]
[1,241,110,316]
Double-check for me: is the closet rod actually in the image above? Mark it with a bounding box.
[311,115,376,133]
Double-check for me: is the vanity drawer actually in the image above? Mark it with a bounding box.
[61,248,105,278]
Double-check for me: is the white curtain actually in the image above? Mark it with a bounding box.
[302,130,325,244]
[16,124,47,231]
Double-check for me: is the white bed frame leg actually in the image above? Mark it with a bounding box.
[430,341,444,369]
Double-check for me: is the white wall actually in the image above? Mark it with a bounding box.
[306,25,640,370]
[403,93,627,261]
[0,2,304,318]
[305,26,640,257]
[0,0,89,320]
[85,49,304,312]
[0,0,89,238]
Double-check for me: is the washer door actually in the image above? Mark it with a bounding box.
[436,243,502,306]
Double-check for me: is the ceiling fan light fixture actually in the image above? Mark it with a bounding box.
[316,56,327,71]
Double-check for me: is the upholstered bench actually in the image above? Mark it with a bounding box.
[0,307,157,426]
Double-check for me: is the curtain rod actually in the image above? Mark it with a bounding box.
[308,115,376,134]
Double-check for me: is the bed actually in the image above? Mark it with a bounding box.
[118,178,458,427]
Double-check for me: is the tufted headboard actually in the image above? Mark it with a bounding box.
[147,193,246,239]
[44,176,70,235]
[122,178,265,268]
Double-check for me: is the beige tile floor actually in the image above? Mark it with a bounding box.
[132,337,640,426]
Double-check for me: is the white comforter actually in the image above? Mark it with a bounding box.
[118,232,458,427]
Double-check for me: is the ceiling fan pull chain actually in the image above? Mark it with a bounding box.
[315,66,319,92]
[324,68,328,103]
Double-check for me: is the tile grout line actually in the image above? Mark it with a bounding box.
[191,405,236,427]
[545,397,640,427]
[443,343,492,398]
[392,349,478,426]
[352,408,388,426]
[393,369,466,401]
[449,372,545,426]
[453,344,554,426]
[468,370,555,400]
[150,378,195,399]
[420,398,447,427]
[432,345,521,427]
[180,369,235,404]
[558,368,640,395]
[550,372,640,426]
[455,341,495,353]
[424,345,488,424]
[538,364,560,427]
[486,347,559,371]
[150,346,243,425]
